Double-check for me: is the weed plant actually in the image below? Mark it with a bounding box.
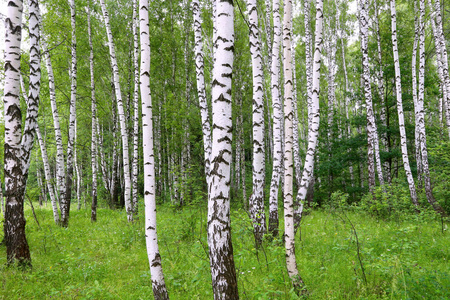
[0,199,448,299]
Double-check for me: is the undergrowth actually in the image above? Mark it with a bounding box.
[0,200,448,299]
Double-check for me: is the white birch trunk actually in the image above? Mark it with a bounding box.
[374,0,391,184]
[412,3,423,189]
[42,40,65,208]
[192,0,212,187]
[74,119,81,210]
[268,0,282,237]
[36,125,59,223]
[132,0,140,217]
[390,0,419,207]
[207,0,239,297]
[359,0,385,192]
[247,0,266,246]
[100,0,133,221]
[139,0,169,297]
[59,0,77,227]
[294,0,324,230]
[417,0,446,216]
[87,1,98,221]
[429,0,450,139]
[3,0,31,265]
[283,0,305,292]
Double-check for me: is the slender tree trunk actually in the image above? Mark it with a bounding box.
[99,0,133,221]
[132,0,140,217]
[429,0,450,139]
[417,0,447,216]
[207,0,239,297]
[268,0,282,237]
[294,0,324,230]
[139,0,170,297]
[42,40,66,212]
[59,0,78,227]
[283,0,305,293]
[87,1,98,221]
[373,0,391,184]
[192,0,212,187]
[359,0,385,193]
[74,119,81,210]
[247,0,266,247]
[36,126,60,224]
[412,3,423,190]
[390,0,419,207]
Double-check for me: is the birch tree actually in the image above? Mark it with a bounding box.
[139,0,170,297]
[283,0,305,292]
[3,0,40,265]
[87,1,98,221]
[36,125,60,224]
[417,0,447,216]
[358,0,385,192]
[374,0,391,183]
[247,0,266,246]
[429,0,450,138]
[60,0,78,227]
[192,0,212,186]
[42,39,65,210]
[389,0,419,207]
[207,0,239,297]
[268,0,282,237]
[99,0,133,221]
[294,0,324,230]
[132,0,140,217]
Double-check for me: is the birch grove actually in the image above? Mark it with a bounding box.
[2,0,450,294]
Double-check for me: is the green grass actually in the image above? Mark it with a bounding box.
[0,203,449,299]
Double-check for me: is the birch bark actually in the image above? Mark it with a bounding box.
[139,0,169,297]
[192,0,212,187]
[132,0,140,217]
[247,0,266,246]
[100,0,133,221]
[42,40,66,209]
[59,0,78,226]
[390,0,419,207]
[417,0,447,216]
[207,0,239,297]
[283,0,306,292]
[429,0,450,138]
[294,0,324,230]
[268,0,282,237]
[374,0,391,183]
[3,0,30,265]
[412,2,423,188]
[36,126,59,223]
[359,0,385,192]
[87,1,98,221]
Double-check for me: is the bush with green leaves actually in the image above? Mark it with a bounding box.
[360,179,423,219]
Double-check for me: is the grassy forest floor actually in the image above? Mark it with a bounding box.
[0,202,449,299]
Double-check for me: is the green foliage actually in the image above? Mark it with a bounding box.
[360,179,421,220]
[429,141,450,214]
